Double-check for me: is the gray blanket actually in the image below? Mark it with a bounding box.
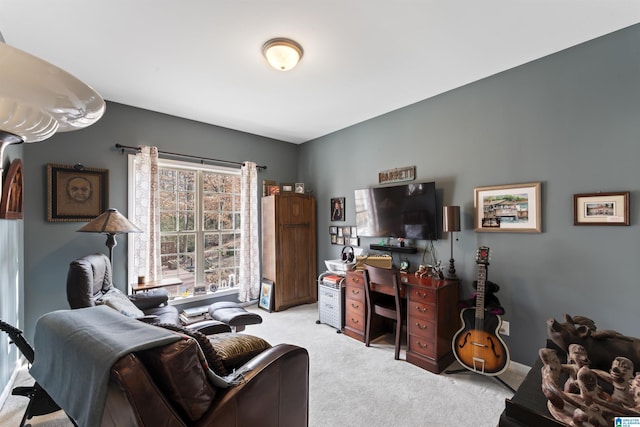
[30,306,181,427]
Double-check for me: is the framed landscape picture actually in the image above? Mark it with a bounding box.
[47,163,109,222]
[474,182,541,233]
[573,191,629,226]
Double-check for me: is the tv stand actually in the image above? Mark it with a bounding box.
[369,244,417,254]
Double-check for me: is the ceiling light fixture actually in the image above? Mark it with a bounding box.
[262,38,303,71]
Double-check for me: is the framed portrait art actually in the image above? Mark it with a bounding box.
[47,164,109,222]
[474,182,541,233]
[331,197,345,222]
[259,279,274,312]
[573,191,629,226]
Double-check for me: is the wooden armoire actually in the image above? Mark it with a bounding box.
[261,193,317,311]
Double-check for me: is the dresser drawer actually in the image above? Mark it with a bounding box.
[345,271,364,287]
[408,334,436,359]
[345,284,365,303]
[409,301,436,322]
[408,318,436,340]
[345,309,365,332]
[345,298,364,315]
[408,286,436,304]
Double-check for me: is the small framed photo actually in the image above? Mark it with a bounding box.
[342,226,351,237]
[331,234,337,244]
[349,237,360,246]
[573,191,629,226]
[259,279,275,312]
[474,182,541,233]
[351,226,358,236]
[268,185,280,195]
[47,164,109,222]
[281,183,294,192]
[331,197,345,222]
[336,236,345,245]
[262,180,276,196]
[329,226,338,234]
[295,182,305,194]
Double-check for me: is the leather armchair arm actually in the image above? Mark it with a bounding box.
[188,319,232,335]
[198,344,309,427]
[128,289,169,310]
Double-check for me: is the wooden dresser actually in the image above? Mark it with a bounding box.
[261,193,317,311]
[400,274,460,373]
[343,270,366,342]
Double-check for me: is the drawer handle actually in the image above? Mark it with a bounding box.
[416,322,428,330]
[351,289,360,295]
[351,318,360,324]
[351,303,360,309]
[417,341,428,349]
[416,306,429,313]
[415,291,428,299]
[352,277,360,283]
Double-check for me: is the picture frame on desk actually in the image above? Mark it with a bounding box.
[259,279,274,312]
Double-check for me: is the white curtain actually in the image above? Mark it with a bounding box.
[132,146,162,283]
[238,161,260,302]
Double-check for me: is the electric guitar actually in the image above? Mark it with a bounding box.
[452,246,510,376]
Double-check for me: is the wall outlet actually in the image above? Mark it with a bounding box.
[499,320,510,336]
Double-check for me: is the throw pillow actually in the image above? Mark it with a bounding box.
[97,289,145,318]
[207,332,272,373]
[156,323,228,376]
[138,338,216,422]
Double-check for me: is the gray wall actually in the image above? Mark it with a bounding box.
[0,143,23,396]
[8,23,640,380]
[21,103,298,341]
[300,24,640,365]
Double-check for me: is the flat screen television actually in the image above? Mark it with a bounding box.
[354,181,438,240]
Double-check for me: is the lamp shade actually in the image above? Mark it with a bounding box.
[78,208,142,234]
[443,206,461,233]
[262,38,303,71]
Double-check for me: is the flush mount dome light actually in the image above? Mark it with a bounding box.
[262,38,303,71]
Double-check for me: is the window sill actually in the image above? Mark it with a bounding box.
[167,287,239,306]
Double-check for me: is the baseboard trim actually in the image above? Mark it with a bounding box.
[0,358,25,410]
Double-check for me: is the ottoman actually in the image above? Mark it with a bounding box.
[208,301,262,332]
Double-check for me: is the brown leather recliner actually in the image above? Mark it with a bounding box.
[105,339,310,427]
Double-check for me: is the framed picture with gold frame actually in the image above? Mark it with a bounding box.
[47,163,109,222]
[473,181,541,233]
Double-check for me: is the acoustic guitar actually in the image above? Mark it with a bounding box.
[452,246,510,376]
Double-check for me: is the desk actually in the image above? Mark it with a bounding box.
[344,270,459,373]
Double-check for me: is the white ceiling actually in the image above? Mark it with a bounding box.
[1,1,639,144]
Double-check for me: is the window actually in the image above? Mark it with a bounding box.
[130,157,241,301]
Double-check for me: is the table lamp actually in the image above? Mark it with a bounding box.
[78,208,142,265]
[443,206,461,279]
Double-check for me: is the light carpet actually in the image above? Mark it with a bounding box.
[0,302,529,426]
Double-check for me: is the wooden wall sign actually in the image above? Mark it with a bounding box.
[378,166,416,185]
[0,158,23,219]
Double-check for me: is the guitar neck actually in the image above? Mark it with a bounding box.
[475,264,487,320]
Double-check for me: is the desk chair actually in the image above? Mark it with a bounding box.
[363,265,405,360]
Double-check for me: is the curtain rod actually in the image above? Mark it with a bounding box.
[115,143,267,171]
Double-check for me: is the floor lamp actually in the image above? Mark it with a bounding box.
[443,206,461,279]
[77,208,142,266]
